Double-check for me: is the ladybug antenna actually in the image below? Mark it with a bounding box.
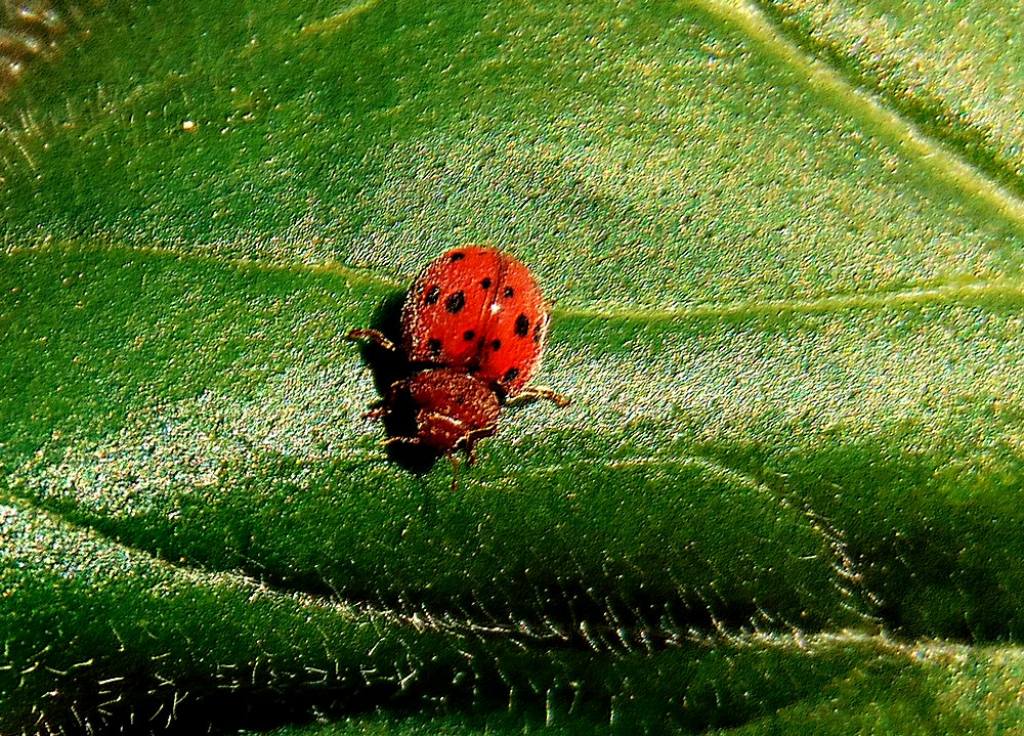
[345,328,397,353]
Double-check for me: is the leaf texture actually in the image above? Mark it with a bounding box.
[2,0,1024,733]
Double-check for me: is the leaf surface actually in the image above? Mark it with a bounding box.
[2,0,1024,732]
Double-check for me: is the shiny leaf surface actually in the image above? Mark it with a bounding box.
[2,0,1024,732]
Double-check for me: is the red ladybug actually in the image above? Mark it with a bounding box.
[348,246,568,461]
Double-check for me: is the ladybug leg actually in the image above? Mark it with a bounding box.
[459,424,497,466]
[363,405,388,420]
[507,387,570,408]
[346,328,398,352]
[382,435,421,448]
[362,378,407,420]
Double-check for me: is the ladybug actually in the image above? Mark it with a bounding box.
[348,245,568,463]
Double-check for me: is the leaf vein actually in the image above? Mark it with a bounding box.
[7,240,1023,324]
[689,0,1024,235]
[556,278,1024,324]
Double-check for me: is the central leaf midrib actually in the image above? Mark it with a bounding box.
[7,241,1024,328]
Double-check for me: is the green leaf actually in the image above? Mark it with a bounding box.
[2,0,1024,732]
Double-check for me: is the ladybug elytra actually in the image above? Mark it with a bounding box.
[348,246,568,462]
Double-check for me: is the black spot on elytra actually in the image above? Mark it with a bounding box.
[445,291,466,313]
[503,367,520,383]
[424,284,441,305]
[515,313,530,337]
[503,286,515,298]
[450,252,465,261]
[480,277,492,289]
[463,330,476,341]
[491,339,501,351]
[427,338,442,356]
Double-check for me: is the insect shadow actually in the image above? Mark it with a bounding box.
[350,292,443,474]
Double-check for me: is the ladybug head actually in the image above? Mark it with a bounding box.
[405,368,500,454]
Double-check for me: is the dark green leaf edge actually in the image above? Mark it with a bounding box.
[3,488,1014,735]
